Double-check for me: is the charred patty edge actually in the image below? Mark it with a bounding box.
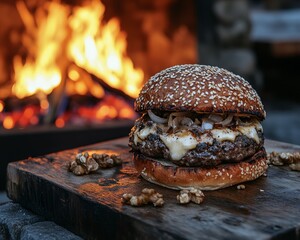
[129,116,264,167]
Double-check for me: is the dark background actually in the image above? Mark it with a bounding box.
[196,0,300,146]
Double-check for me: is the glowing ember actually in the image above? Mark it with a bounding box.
[3,116,14,129]
[55,117,65,128]
[0,101,4,112]
[77,95,136,122]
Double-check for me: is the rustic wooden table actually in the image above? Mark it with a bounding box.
[6,138,300,240]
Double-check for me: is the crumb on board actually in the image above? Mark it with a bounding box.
[236,184,246,190]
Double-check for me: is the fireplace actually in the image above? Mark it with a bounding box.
[0,0,198,189]
[0,0,197,129]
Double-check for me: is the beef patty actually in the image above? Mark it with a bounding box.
[129,117,264,167]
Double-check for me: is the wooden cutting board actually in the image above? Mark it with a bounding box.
[6,138,300,240]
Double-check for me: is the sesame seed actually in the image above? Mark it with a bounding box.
[134,64,265,119]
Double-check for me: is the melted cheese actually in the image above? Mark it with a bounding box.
[237,125,259,143]
[133,119,263,160]
[138,127,156,140]
[160,132,198,161]
[211,129,238,142]
[199,133,214,145]
[134,125,156,145]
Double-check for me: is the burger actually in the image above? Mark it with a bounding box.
[129,64,267,190]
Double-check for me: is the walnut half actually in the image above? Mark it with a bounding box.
[122,188,164,207]
[92,153,122,168]
[68,152,123,176]
[268,151,300,171]
[177,188,205,205]
[68,152,99,175]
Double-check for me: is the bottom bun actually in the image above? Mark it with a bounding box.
[133,148,268,190]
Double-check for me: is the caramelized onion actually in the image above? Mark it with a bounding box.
[167,112,195,130]
[181,117,194,127]
[168,113,184,128]
[170,112,187,117]
[194,118,201,125]
[219,114,233,126]
[237,117,252,126]
[170,117,180,129]
[172,117,194,129]
[148,110,167,124]
[208,114,223,123]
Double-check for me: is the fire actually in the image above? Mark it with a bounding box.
[13,0,143,99]
[67,1,144,98]
[5,0,144,129]
[13,56,62,98]
[13,1,69,99]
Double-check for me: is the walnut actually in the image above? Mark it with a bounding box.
[71,165,86,176]
[177,188,205,205]
[289,162,300,171]
[177,190,190,204]
[68,152,99,176]
[92,153,122,168]
[267,151,300,171]
[122,188,164,207]
[68,152,123,175]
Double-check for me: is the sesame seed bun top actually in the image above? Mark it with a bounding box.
[135,64,266,120]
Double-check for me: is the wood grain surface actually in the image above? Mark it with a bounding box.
[6,138,300,240]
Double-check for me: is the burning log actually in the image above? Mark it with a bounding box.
[44,76,67,125]
[44,63,136,125]
[90,72,135,104]
[3,96,40,112]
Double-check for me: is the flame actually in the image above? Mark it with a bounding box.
[5,0,144,129]
[13,0,143,100]
[67,0,144,98]
[13,1,69,99]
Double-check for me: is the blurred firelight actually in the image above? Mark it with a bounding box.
[13,0,143,99]
[67,0,144,98]
[55,117,65,128]
[40,99,49,110]
[13,1,68,99]
[120,108,135,119]
[30,116,39,125]
[2,0,144,129]
[0,101,4,112]
[96,105,118,119]
[68,69,80,81]
[3,116,15,129]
